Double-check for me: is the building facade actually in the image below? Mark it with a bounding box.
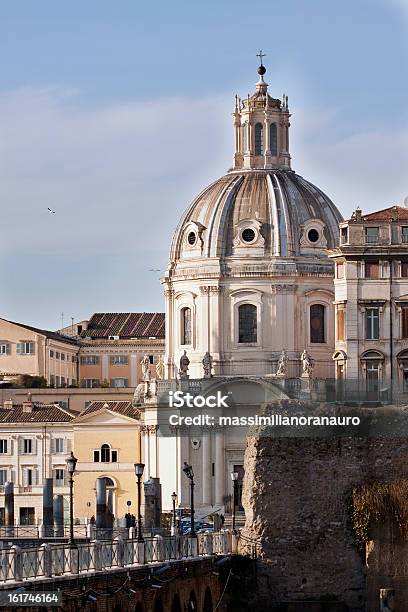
[0,398,74,525]
[0,319,79,387]
[0,313,165,391]
[330,205,408,399]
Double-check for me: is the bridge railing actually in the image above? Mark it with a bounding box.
[0,531,235,584]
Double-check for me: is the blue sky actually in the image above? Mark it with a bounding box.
[1,0,407,329]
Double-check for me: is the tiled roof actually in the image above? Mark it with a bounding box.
[1,319,79,346]
[0,403,75,423]
[360,206,408,221]
[81,313,165,339]
[77,400,140,421]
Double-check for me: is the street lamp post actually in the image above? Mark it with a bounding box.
[183,462,196,538]
[134,463,145,543]
[231,472,238,533]
[65,452,78,546]
[171,492,177,536]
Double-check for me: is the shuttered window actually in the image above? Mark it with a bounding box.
[365,261,379,279]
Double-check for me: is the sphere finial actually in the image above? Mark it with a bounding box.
[256,50,267,76]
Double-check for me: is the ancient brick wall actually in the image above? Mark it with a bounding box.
[242,433,408,611]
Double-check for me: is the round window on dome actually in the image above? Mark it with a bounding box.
[307,228,320,243]
[187,231,197,246]
[242,228,256,243]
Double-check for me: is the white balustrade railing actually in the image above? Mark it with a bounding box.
[0,531,235,584]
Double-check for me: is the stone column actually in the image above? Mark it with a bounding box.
[215,432,225,507]
[42,478,54,537]
[4,482,14,534]
[53,495,64,537]
[202,432,212,506]
[96,478,107,529]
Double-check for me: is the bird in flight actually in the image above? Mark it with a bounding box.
[47,207,56,214]
[149,269,161,272]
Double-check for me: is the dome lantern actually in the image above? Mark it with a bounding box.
[233,53,291,171]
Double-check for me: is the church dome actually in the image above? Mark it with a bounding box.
[169,63,342,266]
[170,168,343,262]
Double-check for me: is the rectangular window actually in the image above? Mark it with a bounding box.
[366,308,380,340]
[149,355,154,364]
[54,438,64,453]
[55,351,60,359]
[336,263,344,279]
[16,342,35,355]
[0,470,7,486]
[80,355,99,365]
[402,227,408,243]
[110,355,128,365]
[365,261,379,279]
[340,227,348,244]
[366,227,379,244]
[60,376,65,387]
[54,469,65,486]
[401,262,408,277]
[19,507,35,525]
[61,353,65,361]
[72,355,76,363]
[0,440,8,454]
[111,450,118,463]
[337,309,345,341]
[93,450,100,462]
[110,378,128,388]
[0,343,10,355]
[23,439,33,454]
[402,307,408,339]
[50,349,54,358]
[81,379,100,388]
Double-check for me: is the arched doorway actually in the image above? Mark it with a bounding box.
[203,588,213,612]
[171,594,182,612]
[95,476,117,525]
[187,590,197,612]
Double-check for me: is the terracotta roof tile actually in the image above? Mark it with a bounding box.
[78,400,140,420]
[81,313,165,339]
[360,206,408,222]
[0,404,75,423]
[1,319,79,346]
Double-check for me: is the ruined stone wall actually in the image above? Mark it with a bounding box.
[242,433,408,611]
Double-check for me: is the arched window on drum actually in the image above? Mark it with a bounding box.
[181,307,192,345]
[310,304,326,343]
[238,304,257,343]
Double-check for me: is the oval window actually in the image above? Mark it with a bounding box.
[187,231,197,246]
[242,228,256,243]
[307,228,319,243]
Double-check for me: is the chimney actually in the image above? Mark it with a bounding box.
[3,398,13,410]
[23,399,33,412]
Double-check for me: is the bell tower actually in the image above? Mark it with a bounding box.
[233,52,291,171]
